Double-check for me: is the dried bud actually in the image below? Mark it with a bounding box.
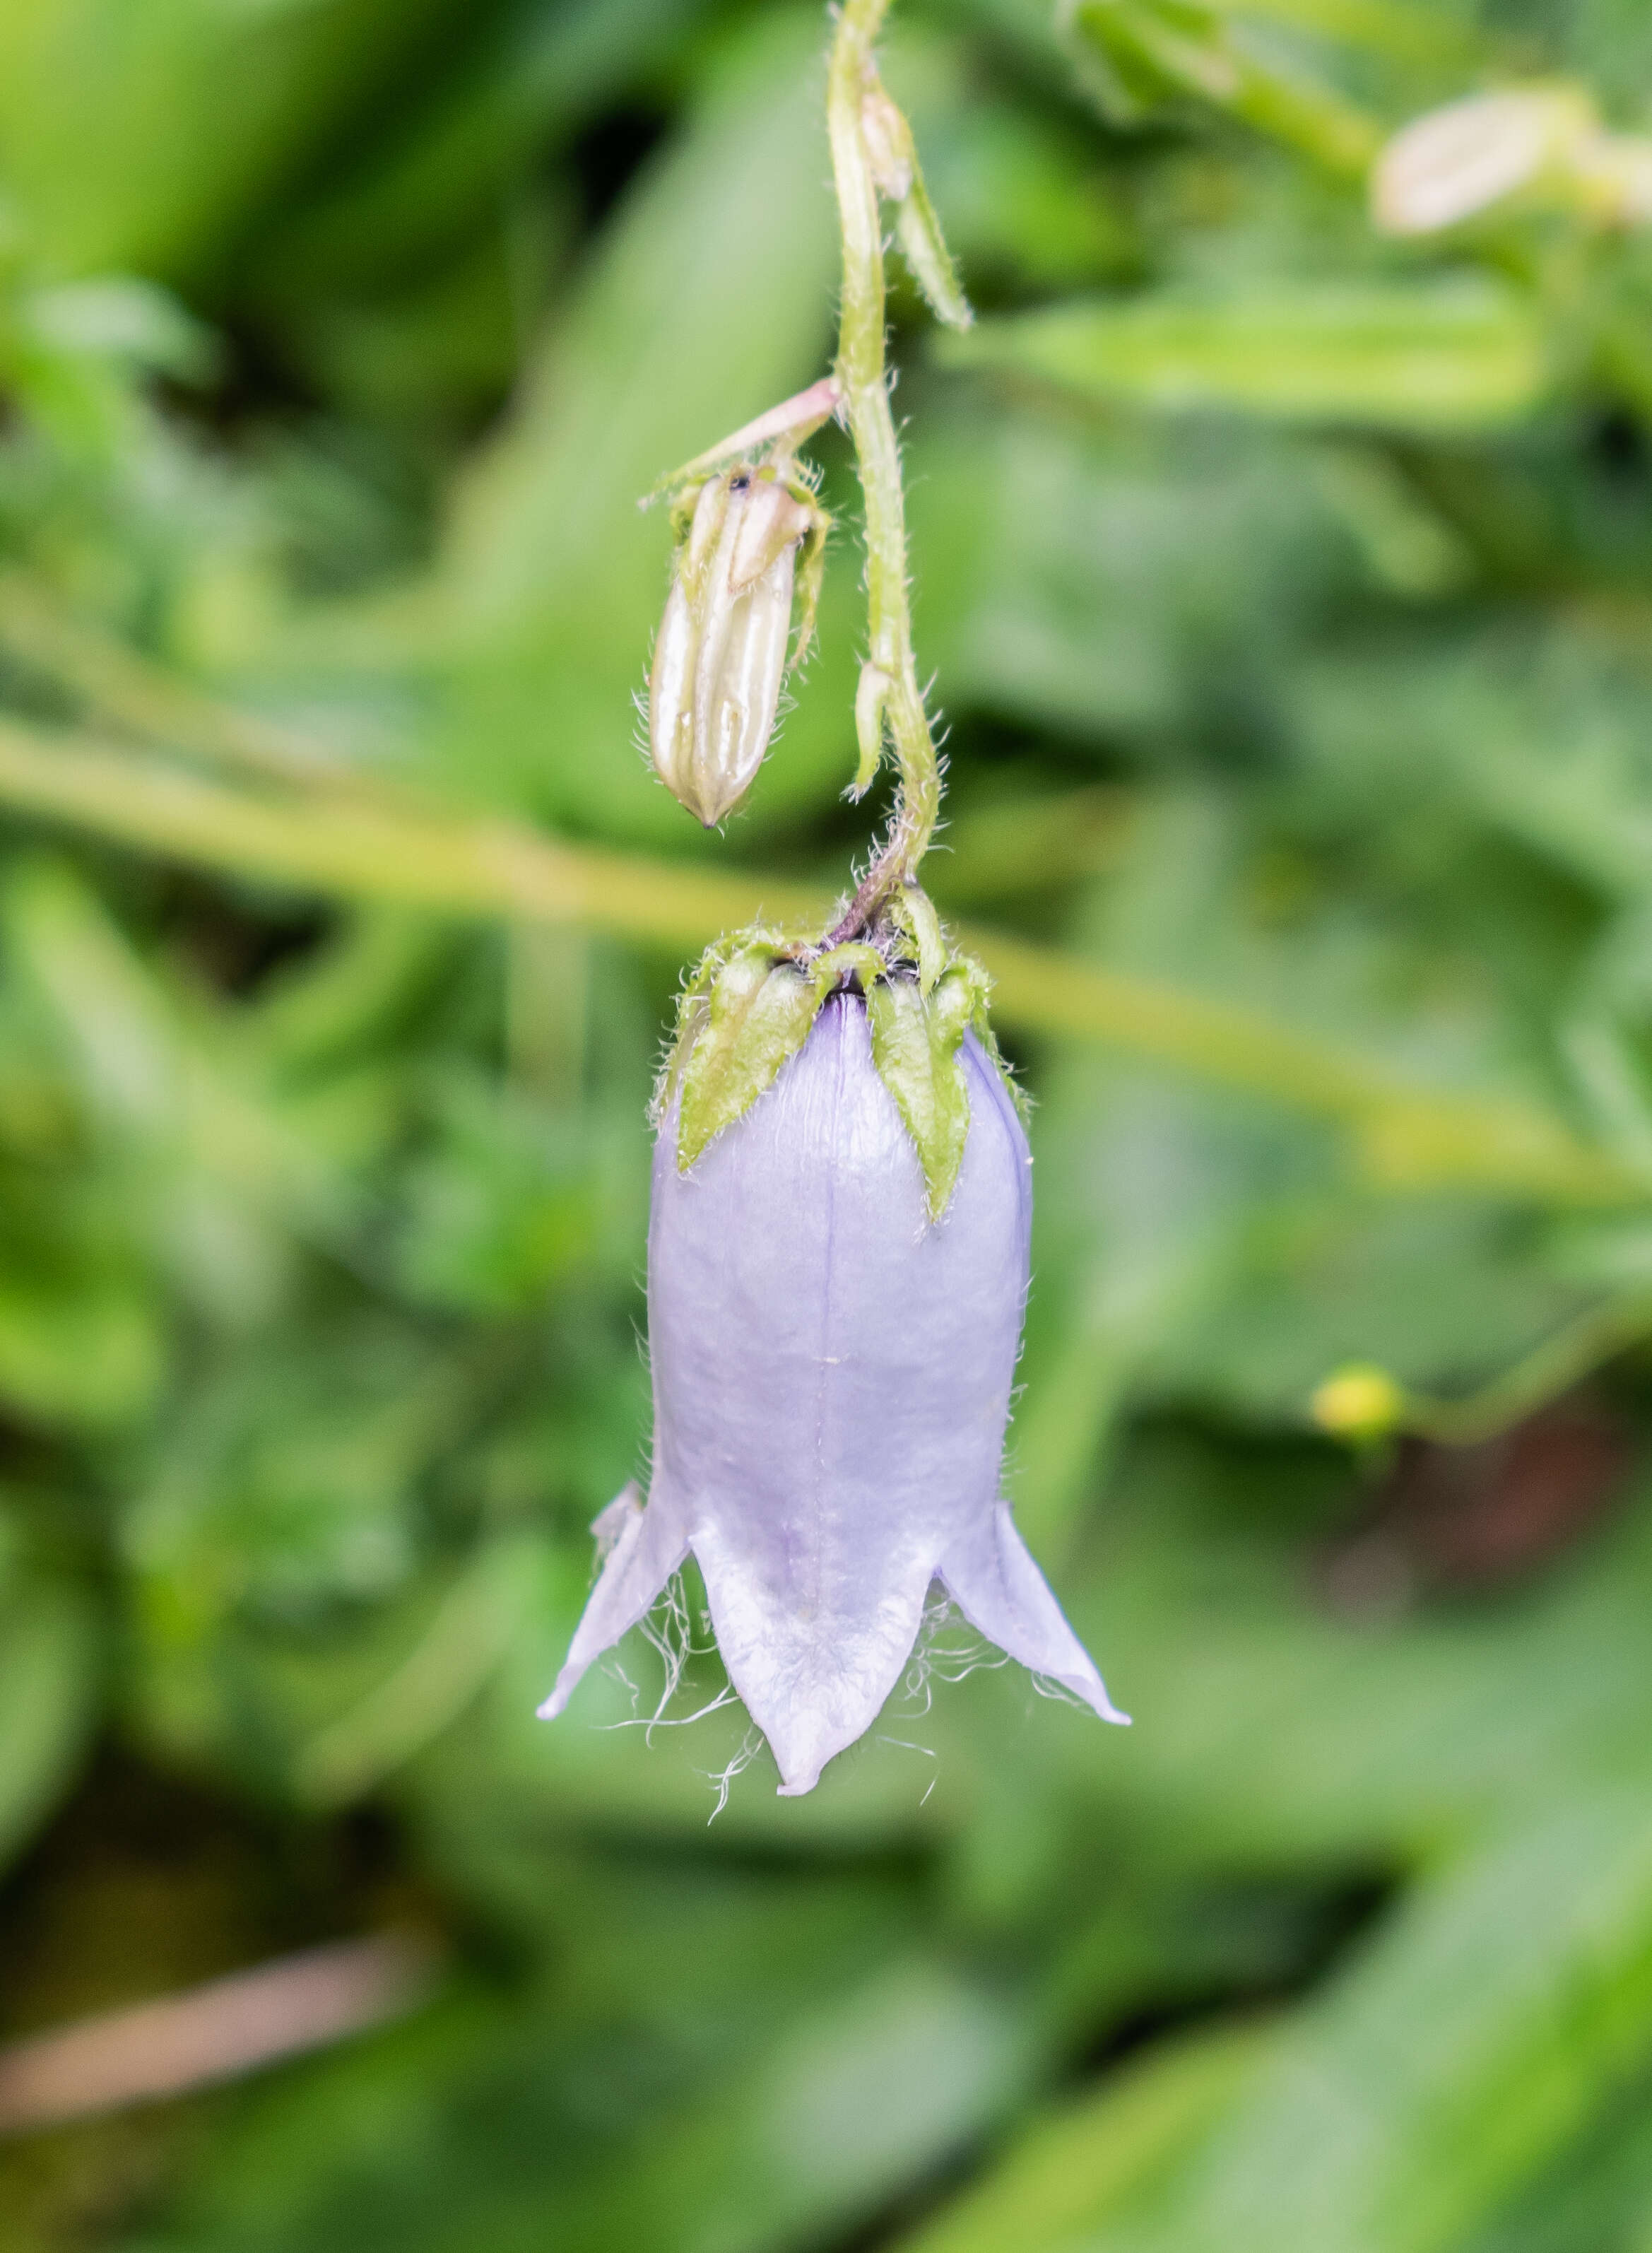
[649,468,815,826]
[539,994,1126,1797]
[1372,88,1596,236]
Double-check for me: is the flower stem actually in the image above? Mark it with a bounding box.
[826,0,940,929]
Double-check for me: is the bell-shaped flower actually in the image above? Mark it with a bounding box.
[538,992,1126,1796]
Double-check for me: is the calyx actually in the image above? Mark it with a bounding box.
[658,891,1022,1221]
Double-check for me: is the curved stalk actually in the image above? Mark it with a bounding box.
[825,0,941,932]
[1400,1294,1652,1447]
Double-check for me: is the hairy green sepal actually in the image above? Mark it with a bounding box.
[866,963,989,1220]
[663,901,1019,1220]
[892,173,972,334]
[668,936,883,1172]
[885,883,948,994]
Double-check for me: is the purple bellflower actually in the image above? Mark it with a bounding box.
[539,992,1127,1796]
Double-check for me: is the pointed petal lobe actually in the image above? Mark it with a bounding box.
[692,1522,937,1796]
[940,1504,1130,1725]
[536,1481,690,1720]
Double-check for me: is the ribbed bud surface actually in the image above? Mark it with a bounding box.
[648,471,812,826]
[540,995,1124,1795]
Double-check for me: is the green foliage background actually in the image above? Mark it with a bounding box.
[4,1,1652,2247]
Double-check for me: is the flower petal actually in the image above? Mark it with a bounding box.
[535,1481,690,1721]
[939,1503,1131,1725]
[692,1520,937,1797]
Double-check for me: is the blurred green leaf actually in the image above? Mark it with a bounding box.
[896,2023,1271,2253]
[942,281,1550,430]
[0,1264,164,1428]
[1063,0,1381,169]
[251,0,707,300]
[897,1796,1652,2253]
[1119,1796,1652,2253]
[0,0,476,281]
[0,1564,100,1874]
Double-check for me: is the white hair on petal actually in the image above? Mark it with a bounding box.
[596,1570,711,1735]
[875,1734,940,1808]
[595,1575,757,1814]
[897,1584,1008,1717]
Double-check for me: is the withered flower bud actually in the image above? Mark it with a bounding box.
[649,467,815,827]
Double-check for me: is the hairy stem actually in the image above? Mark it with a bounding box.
[826,0,940,928]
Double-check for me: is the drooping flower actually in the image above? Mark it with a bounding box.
[539,991,1126,1796]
